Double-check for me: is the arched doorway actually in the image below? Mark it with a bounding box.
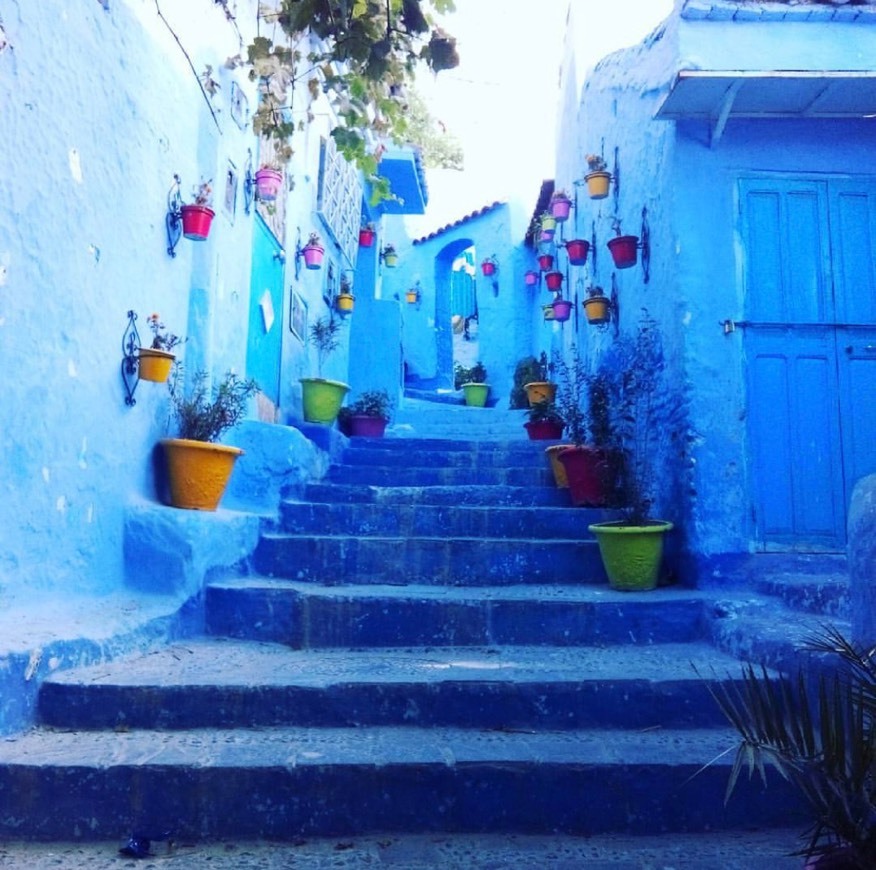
[434,237,480,388]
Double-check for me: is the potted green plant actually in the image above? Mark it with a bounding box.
[299,315,350,424]
[338,389,394,438]
[588,313,674,591]
[162,370,259,511]
[524,400,564,441]
[302,232,325,270]
[553,347,614,505]
[180,179,214,240]
[522,352,556,407]
[584,153,611,199]
[335,273,355,314]
[454,361,489,407]
[139,312,184,383]
[707,626,876,869]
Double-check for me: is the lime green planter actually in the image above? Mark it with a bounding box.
[300,377,350,424]
[587,521,673,591]
[462,382,489,407]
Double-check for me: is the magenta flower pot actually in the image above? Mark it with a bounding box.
[552,299,572,321]
[550,197,572,222]
[607,235,639,269]
[302,244,325,270]
[545,271,563,292]
[538,254,554,272]
[565,239,590,266]
[524,270,539,287]
[254,168,283,202]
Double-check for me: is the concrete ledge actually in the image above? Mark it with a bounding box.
[124,500,262,598]
[849,473,876,646]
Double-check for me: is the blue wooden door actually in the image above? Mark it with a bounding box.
[741,177,876,550]
[246,214,284,406]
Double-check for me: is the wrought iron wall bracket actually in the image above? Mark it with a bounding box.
[165,174,183,257]
[640,205,651,284]
[121,310,141,406]
[243,149,254,216]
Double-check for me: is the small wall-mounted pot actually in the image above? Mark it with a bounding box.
[607,235,639,269]
[538,253,554,272]
[180,205,215,241]
[137,348,175,383]
[583,294,612,325]
[584,171,611,200]
[565,239,590,266]
[336,293,355,313]
[542,304,556,322]
[524,270,539,287]
[254,168,283,202]
[545,271,564,292]
[359,227,375,247]
[302,242,325,270]
[550,195,572,222]
[481,259,497,277]
[552,298,572,322]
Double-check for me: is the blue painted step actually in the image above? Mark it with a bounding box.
[324,464,554,487]
[205,580,705,647]
[36,638,753,731]
[0,723,804,840]
[252,532,604,585]
[301,482,571,507]
[278,501,599,539]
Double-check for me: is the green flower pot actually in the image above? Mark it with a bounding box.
[462,382,489,407]
[300,378,350,424]
[588,520,673,591]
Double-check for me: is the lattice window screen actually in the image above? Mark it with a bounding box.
[316,137,362,269]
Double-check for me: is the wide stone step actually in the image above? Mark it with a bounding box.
[0,724,804,840]
[278,501,599,539]
[323,464,554,487]
[252,533,604,585]
[37,639,751,731]
[301,482,571,507]
[339,444,562,469]
[205,580,706,647]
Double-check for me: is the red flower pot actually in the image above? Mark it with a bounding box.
[481,261,496,276]
[558,446,614,506]
[607,235,639,269]
[254,168,283,202]
[524,420,564,441]
[552,298,572,321]
[545,271,563,292]
[359,228,375,247]
[565,239,590,266]
[538,253,554,272]
[180,205,215,241]
[348,415,388,437]
[524,270,539,286]
[302,243,325,270]
[550,196,572,222]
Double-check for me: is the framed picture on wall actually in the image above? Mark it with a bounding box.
[290,289,307,342]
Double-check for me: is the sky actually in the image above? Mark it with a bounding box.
[407,0,675,234]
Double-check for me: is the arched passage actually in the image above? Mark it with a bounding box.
[434,236,479,388]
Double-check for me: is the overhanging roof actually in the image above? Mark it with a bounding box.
[656,69,876,142]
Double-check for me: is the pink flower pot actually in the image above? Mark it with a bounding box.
[359,228,375,247]
[607,235,639,269]
[550,197,572,222]
[180,205,215,241]
[552,298,572,321]
[538,254,554,272]
[348,415,388,437]
[302,244,325,270]
[524,270,539,287]
[481,261,496,276]
[254,168,283,202]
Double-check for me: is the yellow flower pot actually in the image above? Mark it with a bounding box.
[384,253,399,268]
[137,348,175,383]
[161,439,243,511]
[585,171,611,200]
[524,381,557,406]
[545,444,571,488]
[406,290,419,304]
[336,293,355,313]
[584,295,611,325]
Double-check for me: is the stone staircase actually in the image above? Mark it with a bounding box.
[0,401,839,843]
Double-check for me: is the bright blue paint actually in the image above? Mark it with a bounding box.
[246,215,284,404]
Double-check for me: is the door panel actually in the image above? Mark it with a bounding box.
[246,214,284,407]
[740,176,876,550]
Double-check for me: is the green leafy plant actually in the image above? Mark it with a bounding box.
[245,1,459,202]
[309,315,342,377]
[170,371,259,443]
[146,312,184,352]
[454,361,487,390]
[706,627,876,867]
[527,400,563,425]
[586,153,607,173]
[342,389,394,421]
[509,353,551,409]
[554,345,589,447]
